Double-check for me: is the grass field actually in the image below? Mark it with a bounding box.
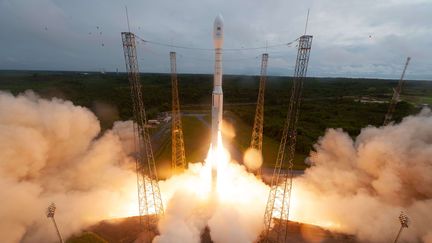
[155,114,212,178]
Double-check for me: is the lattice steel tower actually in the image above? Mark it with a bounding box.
[263,35,313,242]
[121,32,164,226]
[170,52,187,172]
[383,57,411,126]
[250,53,269,175]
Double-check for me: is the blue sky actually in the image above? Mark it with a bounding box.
[0,0,431,80]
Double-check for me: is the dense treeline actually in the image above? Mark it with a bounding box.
[0,71,429,161]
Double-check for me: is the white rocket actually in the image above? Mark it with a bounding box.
[211,14,224,183]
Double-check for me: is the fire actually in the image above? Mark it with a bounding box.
[202,131,268,205]
[205,131,230,195]
[126,129,344,237]
[120,199,140,218]
[157,129,269,206]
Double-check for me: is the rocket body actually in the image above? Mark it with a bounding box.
[211,14,224,186]
[212,14,223,147]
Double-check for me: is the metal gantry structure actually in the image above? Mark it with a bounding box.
[383,57,411,126]
[46,203,64,243]
[121,32,164,226]
[263,35,313,242]
[170,51,187,172]
[250,53,269,175]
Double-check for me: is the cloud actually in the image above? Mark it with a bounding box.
[0,0,431,79]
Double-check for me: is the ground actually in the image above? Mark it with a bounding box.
[73,216,359,243]
[66,232,108,243]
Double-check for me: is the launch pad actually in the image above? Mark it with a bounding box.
[120,14,315,243]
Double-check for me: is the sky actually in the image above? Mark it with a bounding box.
[0,0,431,79]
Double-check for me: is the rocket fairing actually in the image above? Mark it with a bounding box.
[211,14,224,183]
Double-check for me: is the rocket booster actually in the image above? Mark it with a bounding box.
[211,14,224,182]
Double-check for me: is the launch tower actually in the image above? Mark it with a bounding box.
[263,35,313,242]
[121,32,164,227]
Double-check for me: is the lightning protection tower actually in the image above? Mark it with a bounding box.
[170,51,187,173]
[250,53,269,175]
[383,57,411,126]
[263,35,313,243]
[121,32,164,226]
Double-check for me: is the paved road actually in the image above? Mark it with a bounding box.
[182,113,210,128]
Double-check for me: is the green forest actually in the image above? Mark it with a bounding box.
[1,70,430,169]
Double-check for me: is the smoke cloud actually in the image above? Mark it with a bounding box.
[2,89,431,243]
[0,91,137,243]
[155,109,432,243]
[155,162,268,243]
[243,148,263,171]
[290,108,432,242]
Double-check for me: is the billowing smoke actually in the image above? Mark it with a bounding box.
[0,91,137,243]
[290,108,432,242]
[155,161,269,243]
[243,148,263,171]
[155,108,432,243]
[2,89,432,243]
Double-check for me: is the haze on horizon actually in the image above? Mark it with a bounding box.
[0,0,431,80]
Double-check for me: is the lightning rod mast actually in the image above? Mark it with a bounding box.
[250,53,269,176]
[383,57,411,126]
[170,51,187,173]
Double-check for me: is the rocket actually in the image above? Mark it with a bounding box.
[211,14,224,185]
[212,14,224,146]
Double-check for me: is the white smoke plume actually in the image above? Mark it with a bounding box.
[2,89,431,243]
[290,108,432,242]
[0,91,137,243]
[155,108,432,243]
[155,162,269,243]
[243,148,263,171]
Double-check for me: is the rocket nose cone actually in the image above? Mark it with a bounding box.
[213,14,224,47]
[214,14,224,26]
[214,14,224,36]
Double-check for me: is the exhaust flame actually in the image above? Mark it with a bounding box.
[156,131,269,243]
[206,132,230,195]
[155,125,349,243]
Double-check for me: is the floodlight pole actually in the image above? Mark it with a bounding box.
[46,203,64,243]
[394,211,409,243]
